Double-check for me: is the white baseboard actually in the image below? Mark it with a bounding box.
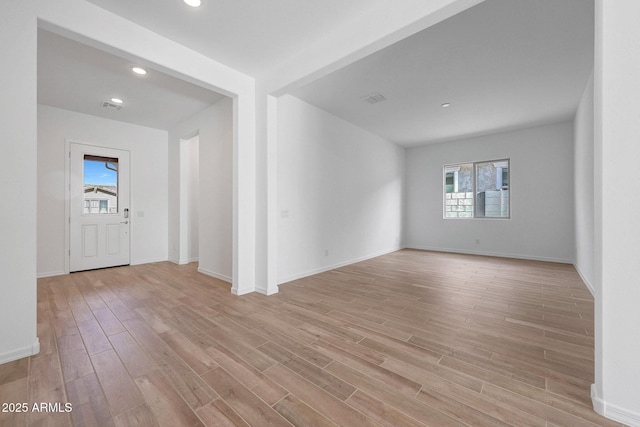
[256,284,279,296]
[198,267,232,284]
[231,287,254,296]
[131,257,169,266]
[37,270,66,279]
[278,246,403,285]
[0,339,40,365]
[592,384,640,426]
[574,264,595,297]
[39,258,170,277]
[198,270,278,296]
[591,384,606,415]
[172,257,196,265]
[405,245,573,264]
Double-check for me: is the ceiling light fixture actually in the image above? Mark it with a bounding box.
[441,103,451,108]
[110,98,124,104]
[184,0,201,7]
[132,66,147,75]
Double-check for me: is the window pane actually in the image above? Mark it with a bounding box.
[475,160,509,218]
[445,172,455,193]
[83,155,118,214]
[444,159,510,219]
[444,163,474,218]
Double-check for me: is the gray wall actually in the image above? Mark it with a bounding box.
[405,121,575,263]
[277,95,404,283]
[574,73,594,293]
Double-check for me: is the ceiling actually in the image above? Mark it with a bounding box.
[292,0,594,147]
[38,30,226,131]
[38,0,594,145]
[84,0,390,77]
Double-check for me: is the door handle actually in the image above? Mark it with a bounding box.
[120,221,129,224]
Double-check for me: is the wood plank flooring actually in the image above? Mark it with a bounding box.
[0,249,625,426]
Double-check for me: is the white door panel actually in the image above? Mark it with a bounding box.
[70,143,130,272]
[82,224,98,258]
[106,223,122,255]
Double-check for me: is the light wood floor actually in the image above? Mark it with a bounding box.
[0,249,624,426]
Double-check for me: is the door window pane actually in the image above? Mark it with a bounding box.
[83,155,118,214]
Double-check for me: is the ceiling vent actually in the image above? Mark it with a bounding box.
[102,101,123,110]
[360,92,386,105]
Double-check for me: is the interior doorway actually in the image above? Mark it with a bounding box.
[180,134,200,264]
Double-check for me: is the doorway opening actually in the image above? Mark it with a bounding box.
[180,134,200,264]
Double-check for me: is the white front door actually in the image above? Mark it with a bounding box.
[69,143,130,272]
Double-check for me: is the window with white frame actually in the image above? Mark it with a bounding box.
[444,159,510,219]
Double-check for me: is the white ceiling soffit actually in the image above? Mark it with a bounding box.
[85,0,390,77]
[37,29,226,131]
[291,0,595,147]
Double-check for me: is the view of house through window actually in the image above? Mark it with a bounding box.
[444,159,509,219]
[83,155,118,214]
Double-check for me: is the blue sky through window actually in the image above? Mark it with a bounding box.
[84,159,117,186]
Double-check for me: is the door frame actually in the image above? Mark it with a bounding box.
[64,139,132,274]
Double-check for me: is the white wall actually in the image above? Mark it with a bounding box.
[574,74,595,294]
[187,136,200,262]
[405,121,575,263]
[592,1,640,425]
[277,95,404,283]
[168,98,233,282]
[0,0,39,364]
[37,105,169,276]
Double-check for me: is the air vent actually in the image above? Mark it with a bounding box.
[360,92,386,104]
[102,101,123,110]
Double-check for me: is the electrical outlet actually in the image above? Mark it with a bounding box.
[324,249,329,257]
[475,239,480,244]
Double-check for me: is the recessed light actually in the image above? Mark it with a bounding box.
[132,67,147,75]
[441,103,451,108]
[110,98,124,104]
[184,0,201,7]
